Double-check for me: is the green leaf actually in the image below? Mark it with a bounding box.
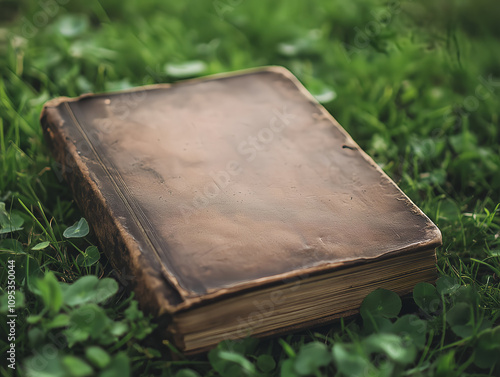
[36,271,63,314]
[15,290,25,308]
[21,255,43,291]
[62,355,94,377]
[363,315,393,334]
[100,352,131,377]
[453,285,479,306]
[63,218,89,238]
[27,327,45,348]
[165,61,206,78]
[175,369,201,377]
[332,343,373,377]
[94,278,119,303]
[105,79,134,91]
[208,348,229,375]
[109,321,129,337]
[63,275,99,306]
[76,245,100,267]
[0,238,24,253]
[143,347,161,358]
[279,339,296,358]
[473,326,500,369]
[0,202,9,224]
[63,276,118,307]
[434,350,456,375]
[0,202,24,234]
[0,214,24,233]
[218,351,257,375]
[120,299,154,341]
[363,333,417,365]
[360,288,402,321]
[11,213,24,228]
[65,304,110,347]
[208,348,251,377]
[0,290,25,313]
[65,328,89,346]
[436,276,460,295]
[281,359,299,377]
[276,32,320,57]
[446,302,471,327]
[213,338,259,356]
[312,86,337,104]
[257,354,276,372]
[446,302,474,338]
[86,346,111,369]
[413,282,441,313]
[124,300,144,320]
[308,79,337,104]
[46,314,70,329]
[24,354,65,377]
[294,341,332,375]
[56,14,90,38]
[32,241,50,250]
[392,314,427,350]
[27,313,44,324]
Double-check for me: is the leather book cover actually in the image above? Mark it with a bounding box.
[40,66,442,352]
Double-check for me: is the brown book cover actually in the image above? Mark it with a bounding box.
[40,66,442,353]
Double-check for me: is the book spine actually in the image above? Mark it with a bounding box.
[39,102,182,318]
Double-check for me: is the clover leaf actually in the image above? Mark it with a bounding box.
[63,218,89,238]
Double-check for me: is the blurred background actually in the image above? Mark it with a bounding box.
[1,0,499,203]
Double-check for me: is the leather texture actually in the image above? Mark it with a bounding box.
[40,67,442,313]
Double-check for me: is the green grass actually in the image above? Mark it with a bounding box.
[1,0,499,376]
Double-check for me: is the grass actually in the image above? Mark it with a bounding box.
[1,0,499,376]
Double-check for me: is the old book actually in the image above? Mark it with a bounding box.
[40,67,442,354]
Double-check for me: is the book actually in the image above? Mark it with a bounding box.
[40,66,442,354]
